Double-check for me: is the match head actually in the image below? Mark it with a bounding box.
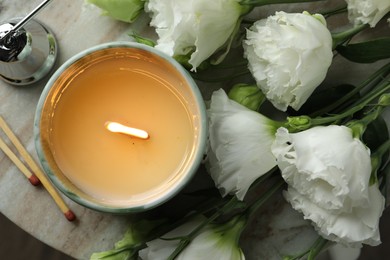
[64,210,76,222]
[28,174,41,186]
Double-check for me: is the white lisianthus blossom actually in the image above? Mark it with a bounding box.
[345,0,390,28]
[271,126,385,247]
[145,0,245,71]
[139,215,246,259]
[243,11,333,111]
[207,89,279,200]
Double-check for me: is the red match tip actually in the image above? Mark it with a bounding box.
[28,174,41,186]
[64,210,76,222]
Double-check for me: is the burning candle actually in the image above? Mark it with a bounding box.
[35,43,206,212]
[105,121,149,140]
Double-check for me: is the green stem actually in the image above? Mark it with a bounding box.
[167,196,241,260]
[341,78,390,117]
[371,139,390,184]
[246,167,279,193]
[283,236,328,260]
[332,24,368,49]
[241,0,324,7]
[245,177,285,219]
[373,140,390,165]
[310,82,390,126]
[230,215,248,244]
[307,237,329,260]
[182,175,284,258]
[210,60,248,70]
[321,5,347,18]
[286,82,390,132]
[309,62,390,117]
[242,18,256,25]
[347,104,385,139]
[166,174,285,259]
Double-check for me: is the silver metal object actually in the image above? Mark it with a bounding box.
[0,0,53,42]
[0,0,56,85]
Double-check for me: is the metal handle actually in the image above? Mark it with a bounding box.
[0,0,53,41]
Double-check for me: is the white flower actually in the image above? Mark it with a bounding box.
[243,11,333,111]
[285,185,384,247]
[207,89,279,200]
[145,0,244,71]
[271,126,385,247]
[88,0,144,23]
[346,0,390,27]
[139,215,246,259]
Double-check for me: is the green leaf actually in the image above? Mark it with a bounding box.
[370,139,390,186]
[228,83,265,111]
[380,159,390,204]
[336,38,390,63]
[288,84,358,116]
[129,32,156,47]
[363,116,389,151]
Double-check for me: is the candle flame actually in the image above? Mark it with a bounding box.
[105,121,149,140]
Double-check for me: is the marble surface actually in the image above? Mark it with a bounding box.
[0,1,388,260]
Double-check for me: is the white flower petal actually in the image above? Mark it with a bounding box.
[272,126,371,213]
[273,125,384,246]
[178,216,246,260]
[146,0,243,70]
[346,0,390,27]
[243,11,333,111]
[285,184,384,247]
[207,89,278,200]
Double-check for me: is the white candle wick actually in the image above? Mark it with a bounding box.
[105,121,149,140]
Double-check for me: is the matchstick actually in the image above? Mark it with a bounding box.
[0,116,76,221]
[0,137,40,186]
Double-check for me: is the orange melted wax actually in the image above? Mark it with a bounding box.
[49,53,195,203]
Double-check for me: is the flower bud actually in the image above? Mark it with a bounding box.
[88,0,144,23]
[228,83,265,111]
[310,12,327,26]
[370,156,380,185]
[346,120,366,139]
[285,116,312,132]
[378,93,390,106]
